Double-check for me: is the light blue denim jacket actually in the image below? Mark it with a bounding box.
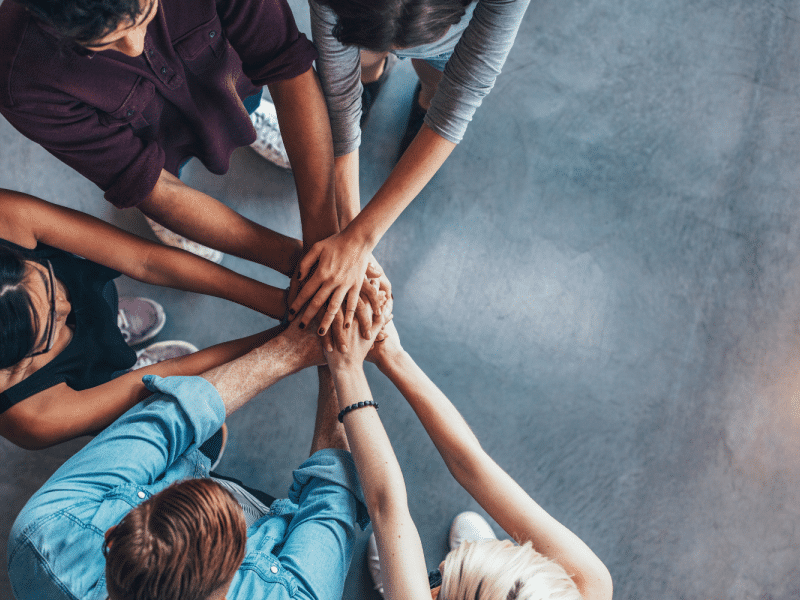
[7,374,369,600]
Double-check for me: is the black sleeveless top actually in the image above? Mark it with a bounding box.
[0,239,137,413]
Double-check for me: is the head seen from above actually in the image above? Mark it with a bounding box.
[440,539,581,600]
[18,0,157,54]
[320,0,474,52]
[0,248,60,371]
[104,478,247,600]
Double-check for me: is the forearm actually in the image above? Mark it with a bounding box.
[377,350,484,479]
[142,244,287,318]
[269,68,339,246]
[329,362,431,600]
[140,170,302,275]
[201,326,321,416]
[334,151,361,229]
[329,364,408,516]
[344,125,455,249]
[0,329,282,450]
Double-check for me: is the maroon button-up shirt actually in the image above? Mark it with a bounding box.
[0,0,317,208]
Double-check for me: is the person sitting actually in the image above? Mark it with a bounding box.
[0,187,321,450]
[323,310,614,599]
[8,315,368,600]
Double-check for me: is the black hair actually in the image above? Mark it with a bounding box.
[0,248,39,370]
[318,0,474,52]
[16,0,144,44]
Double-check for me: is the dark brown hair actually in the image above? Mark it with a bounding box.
[104,478,247,600]
[16,0,144,43]
[318,0,474,52]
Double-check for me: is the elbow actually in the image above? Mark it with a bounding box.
[0,409,72,450]
[580,561,613,600]
[364,484,411,529]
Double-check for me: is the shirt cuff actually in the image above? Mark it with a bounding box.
[142,374,226,447]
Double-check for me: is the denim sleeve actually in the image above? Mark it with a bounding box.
[426,0,532,144]
[310,0,363,157]
[277,449,369,600]
[21,375,224,509]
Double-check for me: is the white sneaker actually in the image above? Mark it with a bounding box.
[367,532,384,596]
[130,340,199,370]
[145,216,224,264]
[449,511,497,550]
[117,297,166,346]
[250,98,291,170]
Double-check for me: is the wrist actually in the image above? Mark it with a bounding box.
[343,217,379,252]
[375,347,409,377]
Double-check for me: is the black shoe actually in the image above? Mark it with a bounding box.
[360,54,397,128]
[398,83,427,158]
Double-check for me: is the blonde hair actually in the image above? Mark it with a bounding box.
[440,539,581,600]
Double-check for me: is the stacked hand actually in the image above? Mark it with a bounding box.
[324,293,394,370]
[287,231,392,348]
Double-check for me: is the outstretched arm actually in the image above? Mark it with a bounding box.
[0,189,291,319]
[370,324,613,600]
[288,127,449,332]
[324,303,431,600]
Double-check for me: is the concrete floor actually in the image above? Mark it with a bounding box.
[2,0,800,598]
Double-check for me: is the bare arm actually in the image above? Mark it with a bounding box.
[0,189,292,318]
[289,126,453,331]
[138,170,302,276]
[269,68,339,248]
[0,327,283,449]
[370,325,613,600]
[325,307,431,600]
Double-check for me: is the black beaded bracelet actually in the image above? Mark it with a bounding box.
[338,401,379,423]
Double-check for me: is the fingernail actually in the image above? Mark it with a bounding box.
[299,323,305,330]
[288,308,295,315]
[344,322,350,329]
[342,345,348,352]
[319,327,326,335]
[327,344,334,352]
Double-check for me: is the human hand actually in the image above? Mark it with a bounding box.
[365,320,404,368]
[351,256,392,333]
[279,313,326,369]
[324,297,393,371]
[287,230,373,337]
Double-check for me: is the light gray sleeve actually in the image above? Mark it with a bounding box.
[426,0,532,144]
[309,0,363,157]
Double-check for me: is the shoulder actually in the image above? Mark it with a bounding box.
[8,485,121,600]
[0,4,77,109]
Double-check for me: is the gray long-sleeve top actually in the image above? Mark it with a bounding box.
[310,0,531,157]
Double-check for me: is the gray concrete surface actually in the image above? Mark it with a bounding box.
[2,0,800,598]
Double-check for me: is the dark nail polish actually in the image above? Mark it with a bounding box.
[299,323,305,330]
[318,328,326,335]
[288,308,296,315]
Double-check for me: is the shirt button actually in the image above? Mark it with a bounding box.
[161,66,167,75]
[209,30,216,38]
[148,49,154,56]
[126,109,135,117]
[137,491,146,499]
[270,565,278,574]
